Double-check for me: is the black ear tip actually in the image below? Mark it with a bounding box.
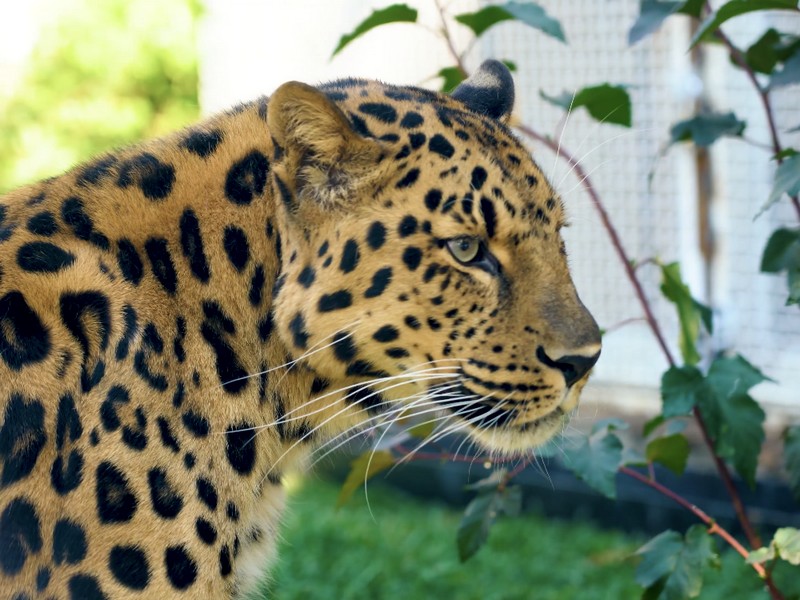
[450,60,515,121]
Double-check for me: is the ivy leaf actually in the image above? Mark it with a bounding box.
[659,262,713,366]
[784,425,800,503]
[760,228,800,272]
[774,527,800,565]
[661,365,707,417]
[636,525,720,600]
[691,0,800,48]
[628,0,703,45]
[332,4,418,57]
[772,50,800,87]
[563,423,623,498]
[700,356,768,488]
[669,112,746,147]
[646,434,690,476]
[763,153,800,213]
[457,481,521,561]
[454,2,566,43]
[438,66,465,93]
[746,29,783,73]
[540,84,632,127]
[336,450,394,508]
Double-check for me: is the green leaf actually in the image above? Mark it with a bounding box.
[745,29,783,73]
[772,51,800,87]
[636,525,720,600]
[763,153,800,213]
[774,527,800,565]
[747,546,775,564]
[438,66,465,93]
[784,425,800,502]
[455,2,566,43]
[541,84,632,127]
[760,228,800,272]
[563,425,623,498]
[644,415,666,437]
[659,262,712,366]
[661,365,707,417]
[629,0,703,45]
[457,482,520,562]
[669,112,746,147]
[646,434,690,476]
[336,450,394,508]
[332,4,417,57]
[701,356,768,487]
[691,0,800,48]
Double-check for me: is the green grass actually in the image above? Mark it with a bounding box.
[259,477,765,599]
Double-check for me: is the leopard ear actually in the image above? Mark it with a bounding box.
[451,60,515,123]
[268,81,375,166]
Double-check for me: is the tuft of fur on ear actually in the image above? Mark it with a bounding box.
[451,60,515,123]
[267,81,381,207]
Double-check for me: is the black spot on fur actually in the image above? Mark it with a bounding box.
[55,394,82,450]
[200,301,248,394]
[373,325,399,342]
[480,197,497,238]
[52,520,87,565]
[100,386,129,431]
[298,265,315,288]
[117,153,176,200]
[179,209,210,283]
[182,411,210,437]
[59,291,111,361]
[196,518,217,545]
[318,290,353,312]
[364,267,392,298]
[399,111,424,128]
[61,196,109,249]
[409,132,426,149]
[173,316,187,363]
[96,462,137,523]
[366,222,386,250]
[36,566,50,591]
[404,315,421,330]
[396,168,420,189]
[226,501,240,521]
[0,394,46,486]
[340,239,360,273]
[196,478,218,510]
[0,498,42,575]
[117,239,144,285]
[359,102,398,123]
[225,150,269,205]
[428,134,455,159]
[398,215,418,237]
[77,156,117,186]
[424,189,442,211]
[165,545,197,590]
[181,129,224,158]
[145,237,178,295]
[109,545,150,590]
[223,226,250,271]
[402,247,422,271]
[148,468,183,519]
[115,305,137,361]
[332,331,356,362]
[249,265,266,306]
[289,312,309,349]
[471,166,488,190]
[68,574,108,600]
[344,385,385,412]
[26,211,58,236]
[17,241,74,274]
[219,545,232,577]
[0,292,51,371]
[258,311,274,342]
[226,423,257,475]
[386,347,409,358]
[157,418,180,453]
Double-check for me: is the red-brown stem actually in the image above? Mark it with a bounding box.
[621,467,784,600]
[713,24,800,220]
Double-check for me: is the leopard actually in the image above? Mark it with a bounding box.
[0,60,601,599]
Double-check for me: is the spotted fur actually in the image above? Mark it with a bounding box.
[0,61,600,599]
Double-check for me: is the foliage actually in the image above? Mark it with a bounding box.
[0,0,201,192]
[333,1,800,599]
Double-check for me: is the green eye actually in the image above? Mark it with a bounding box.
[447,237,481,264]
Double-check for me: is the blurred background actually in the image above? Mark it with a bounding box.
[1,1,798,598]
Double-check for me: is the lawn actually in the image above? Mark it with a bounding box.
[258,477,765,600]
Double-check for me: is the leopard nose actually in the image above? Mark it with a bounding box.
[536,346,601,388]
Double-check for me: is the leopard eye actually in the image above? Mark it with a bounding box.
[446,237,481,264]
